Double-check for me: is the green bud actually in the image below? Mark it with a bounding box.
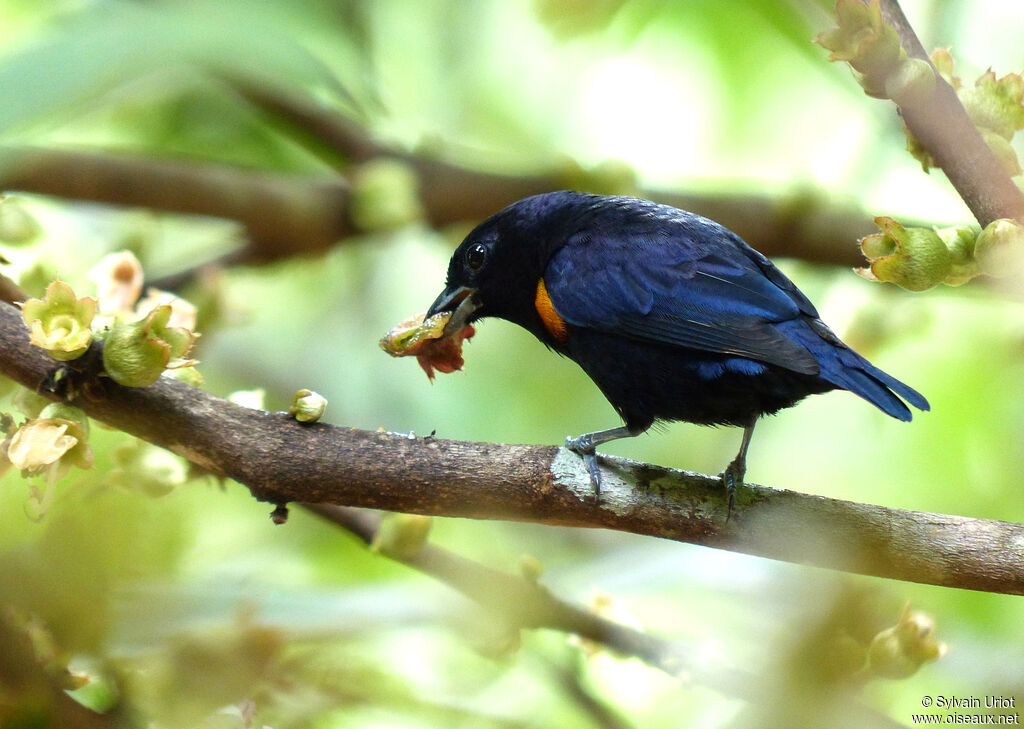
[817,0,902,93]
[350,159,424,232]
[534,0,625,38]
[857,217,951,291]
[935,225,981,285]
[959,70,1024,140]
[929,48,959,89]
[827,632,869,678]
[17,260,58,299]
[288,389,327,423]
[560,158,639,197]
[517,553,545,582]
[164,365,205,387]
[372,513,432,560]
[867,606,946,679]
[39,403,90,439]
[12,388,51,419]
[884,58,936,108]
[20,280,97,361]
[974,218,1024,277]
[903,127,933,171]
[102,305,197,387]
[229,389,265,409]
[0,195,42,244]
[979,128,1022,176]
[107,439,188,497]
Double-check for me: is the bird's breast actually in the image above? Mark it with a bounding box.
[534,278,569,344]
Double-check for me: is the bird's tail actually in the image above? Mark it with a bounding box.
[783,322,930,421]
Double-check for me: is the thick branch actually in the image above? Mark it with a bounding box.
[1,143,883,270]
[879,0,1024,226]
[0,147,354,261]
[0,302,1020,595]
[237,82,889,266]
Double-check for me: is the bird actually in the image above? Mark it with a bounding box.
[425,191,929,505]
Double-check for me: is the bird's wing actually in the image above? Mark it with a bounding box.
[543,222,821,374]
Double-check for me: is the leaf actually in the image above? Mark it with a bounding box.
[0,0,351,137]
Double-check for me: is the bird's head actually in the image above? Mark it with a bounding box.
[426,191,588,337]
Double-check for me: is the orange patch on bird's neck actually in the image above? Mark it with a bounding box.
[535,278,568,343]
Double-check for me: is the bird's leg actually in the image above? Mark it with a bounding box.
[565,424,646,501]
[721,419,756,518]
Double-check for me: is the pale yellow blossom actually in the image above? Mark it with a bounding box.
[88,250,144,315]
[7,420,78,473]
[135,287,198,331]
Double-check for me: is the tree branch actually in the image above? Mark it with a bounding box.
[878,0,1024,226]
[0,146,354,261]
[0,141,892,271]
[302,504,696,678]
[0,301,1019,595]
[301,504,916,729]
[234,80,899,266]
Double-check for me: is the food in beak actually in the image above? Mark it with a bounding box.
[379,310,475,381]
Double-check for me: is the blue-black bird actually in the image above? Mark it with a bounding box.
[426,191,929,500]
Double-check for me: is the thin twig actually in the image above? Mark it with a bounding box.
[302,504,696,677]
[878,0,1024,226]
[301,508,913,728]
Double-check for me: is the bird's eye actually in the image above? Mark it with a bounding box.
[466,243,487,272]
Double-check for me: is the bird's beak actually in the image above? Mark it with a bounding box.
[426,285,481,336]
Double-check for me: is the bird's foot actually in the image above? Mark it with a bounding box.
[565,434,602,503]
[720,458,747,521]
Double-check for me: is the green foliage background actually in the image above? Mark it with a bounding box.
[0,1,1022,727]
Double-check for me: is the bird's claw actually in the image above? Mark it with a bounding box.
[720,459,746,521]
[565,435,602,503]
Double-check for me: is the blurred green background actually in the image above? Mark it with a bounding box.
[0,0,1022,727]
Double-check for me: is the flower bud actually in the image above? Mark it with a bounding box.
[867,606,946,679]
[88,250,143,317]
[929,48,959,89]
[107,439,187,497]
[0,195,41,244]
[979,129,1022,177]
[974,218,1024,278]
[229,389,266,409]
[935,225,981,285]
[39,403,90,439]
[102,304,197,387]
[164,365,205,387]
[372,513,432,560]
[350,159,424,232]
[18,261,58,299]
[518,553,545,582]
[959,70,1024,141]
[817,0,902,93]
[288,389,327,423]
[134,288,198,331]
[561,158,639,197]
[12,389,50,419]
[884,58,936,108]
[857,217,951,291]
[20,281,97,361]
